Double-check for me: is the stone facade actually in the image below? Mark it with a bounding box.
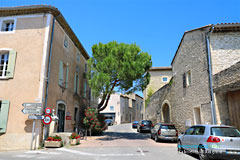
[146,24,240,132]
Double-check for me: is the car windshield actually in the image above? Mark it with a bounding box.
[142,121,152,125]
[211,127,240,137]
[161,125,176,129]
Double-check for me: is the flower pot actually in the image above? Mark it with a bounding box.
[70,138,80,145]
[45,141,62,148]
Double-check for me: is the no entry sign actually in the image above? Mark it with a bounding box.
[43,115,52,125]
[45,107,52,115]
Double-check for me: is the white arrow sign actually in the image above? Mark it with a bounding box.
[22,103,42,107]
[28,115,44,120]
[21,108,41,115]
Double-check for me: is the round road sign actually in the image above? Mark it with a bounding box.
[45,107,52,115]
[43,115,52,125]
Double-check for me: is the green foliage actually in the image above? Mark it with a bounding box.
[88,41,152,111]
[145,87,154,108]
[83,107,106,135]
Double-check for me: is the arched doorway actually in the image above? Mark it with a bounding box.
[162,103,170,123]
[57,102,66,132]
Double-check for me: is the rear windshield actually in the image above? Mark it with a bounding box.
[142,121,152,125]
[161,125,176,129]
[211,127,240,137]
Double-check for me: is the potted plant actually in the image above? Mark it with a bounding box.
[69,133,80,145]
[45,135,62,148]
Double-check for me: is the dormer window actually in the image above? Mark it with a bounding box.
[1,20,15,32]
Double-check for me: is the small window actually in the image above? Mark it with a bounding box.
[194,126,205,135]
[64,36,68,49]
[185,127,195,135]
[1,20,14,32]
[162,77,168,82]
[186,71,191,86]
[110,106,114,111]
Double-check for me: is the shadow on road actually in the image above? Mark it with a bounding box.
[97,131,150,141]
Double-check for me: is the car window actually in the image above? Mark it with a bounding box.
[211,127,240,137]
[194,126,205,135]
[161,125,176,129]
[142,121,152,125]
[185,127,195,135]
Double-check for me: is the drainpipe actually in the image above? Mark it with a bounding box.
[43,16,56,139]
[206,25,217,125]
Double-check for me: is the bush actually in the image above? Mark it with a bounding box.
[83,107,106,136]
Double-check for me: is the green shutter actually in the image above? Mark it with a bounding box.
[6,50,17,79]
[65,66,69,88]
[0,100,10,133]
[74,73,77,93]
[59,61,63,86]
[77,74,79,94]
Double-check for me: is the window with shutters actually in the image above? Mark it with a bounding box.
[83,81,87,98]
[58,61,69,88]
[76,52,80,63]
[63,36,68,49]
[0,50,17,79]
[74,73,79,94]
[1,19,15,32]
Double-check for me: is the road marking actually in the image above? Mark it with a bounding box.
[25,151,61,155]
[57,148,143,157]
[138,148,145,156]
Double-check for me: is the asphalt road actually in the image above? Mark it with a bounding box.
[0,123,198,160]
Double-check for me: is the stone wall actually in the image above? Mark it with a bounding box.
[210,32,240,75]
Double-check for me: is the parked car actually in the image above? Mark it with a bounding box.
[104,119,113,126]
[132,121,139,128]
[178,124,240,160]
[137,120,153,133]
[150,123,178,142]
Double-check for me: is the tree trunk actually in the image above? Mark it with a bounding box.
[98,80,118,112]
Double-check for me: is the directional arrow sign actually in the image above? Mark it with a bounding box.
[21,108,41,115]
[22,103,42,108]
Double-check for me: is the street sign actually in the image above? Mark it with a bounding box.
[22,103,42,107]
[45,107,52,115]
[43,115,52,125]
[28,115,44,120]
[21,108,41,115]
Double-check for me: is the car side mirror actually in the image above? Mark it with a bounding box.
[181,132,184,135]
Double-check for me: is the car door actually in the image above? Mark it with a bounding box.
[190,126,205,152]
[152,124,159,137]
[181,127,196,151]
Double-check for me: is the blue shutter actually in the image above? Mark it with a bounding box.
[0,100,10,133]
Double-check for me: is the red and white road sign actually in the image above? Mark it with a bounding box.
[43,115,52,125]
[45,107,52,115]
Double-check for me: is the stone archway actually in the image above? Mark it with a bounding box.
[161,100,171,123]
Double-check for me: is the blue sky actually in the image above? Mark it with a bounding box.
[1,0,239,67]
[0,0,239,96]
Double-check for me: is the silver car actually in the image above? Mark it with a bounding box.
[150,123,178,142]
[178,124,240,160]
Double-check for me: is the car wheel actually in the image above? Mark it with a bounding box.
[199,147,209,160]
[139,129,142,133]
[177,140,183,152]
[154,135,159,142]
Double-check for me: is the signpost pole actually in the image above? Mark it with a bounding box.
[30,119,36,150]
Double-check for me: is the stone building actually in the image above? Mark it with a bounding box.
[146,23,240,132]
[143,67,172,119]
[0,5,97,151]
[100,93,144,124]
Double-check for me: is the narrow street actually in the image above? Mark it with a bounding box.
[0,124,197,160]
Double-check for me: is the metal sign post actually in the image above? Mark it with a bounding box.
[30,119,36,150]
